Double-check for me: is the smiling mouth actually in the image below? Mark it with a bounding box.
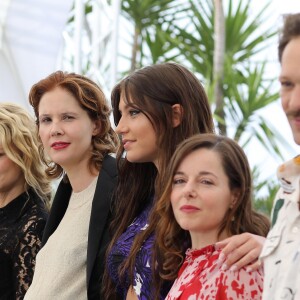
[123,140,134,150]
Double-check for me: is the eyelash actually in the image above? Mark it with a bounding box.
[173,178,185,185]
[173,178,214,185]
[63,115,74,120]
[129,109,140,116]
[201,179,213,185]
[40,117,51,123]
[280,81,293,88]
[39,115,74,123]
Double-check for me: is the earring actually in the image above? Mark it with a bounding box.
[231,215,235,222]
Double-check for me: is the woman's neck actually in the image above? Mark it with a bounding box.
[66,166,99,193]
[0,184,26,208]
[190,229,229,249]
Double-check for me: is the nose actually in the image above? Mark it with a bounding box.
[50,123,63,137]
[182,182,197,199]
[115,116,128,135]
[289,84,300,111]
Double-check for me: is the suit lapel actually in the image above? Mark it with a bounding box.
[42,179,72,246]
[41,155,117,296]
[86,155,117,286]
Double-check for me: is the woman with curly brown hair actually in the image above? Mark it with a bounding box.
[0,103,51,299]
[24,71,119,300]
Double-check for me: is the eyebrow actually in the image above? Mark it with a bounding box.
[174,170,217,178]
[118,101,139,112]
[39,111,78,116]
[38,112,79,119]
[278,73,292,81]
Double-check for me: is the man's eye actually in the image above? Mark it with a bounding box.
[280,80,293,88]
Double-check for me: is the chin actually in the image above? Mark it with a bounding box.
[177,221,192,231]
[126,156,149,163]
[290,126,300,146]
[293,136,300,146]
[126,157,139,162]
[52,157,69,168]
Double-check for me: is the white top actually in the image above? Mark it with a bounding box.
[260,156,300,300]
[24,177,97,300]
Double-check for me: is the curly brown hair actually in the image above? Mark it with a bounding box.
[29,71,119,179]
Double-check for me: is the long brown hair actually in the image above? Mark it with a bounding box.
[29,71,119,179]
[154,134,270,296]
[103,62,215,298]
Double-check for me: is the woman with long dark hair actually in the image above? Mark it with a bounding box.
[104,62,265,299]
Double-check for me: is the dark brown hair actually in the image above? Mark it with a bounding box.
[154,134,270,295]
[103,62,215,298]
[278,13,300,62]
[29,71,119,179]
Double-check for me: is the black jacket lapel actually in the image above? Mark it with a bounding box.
[40,155,117,300]
[42,179,72,246]
[86,155,117,299]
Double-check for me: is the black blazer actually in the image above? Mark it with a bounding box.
[42,155,117,300]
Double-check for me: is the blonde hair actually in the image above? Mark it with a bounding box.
[0,103,52,205]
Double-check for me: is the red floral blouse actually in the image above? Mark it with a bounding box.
[166,244,263,300]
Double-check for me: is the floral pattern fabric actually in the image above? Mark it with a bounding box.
[166,245,263,300]
[260,155,300,300]
[107,203,170,299]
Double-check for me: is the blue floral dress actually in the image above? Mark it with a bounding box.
[107,203,170,299]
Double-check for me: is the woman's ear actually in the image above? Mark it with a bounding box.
[92,120,101,136]
[230,190,240,208]
[171,104,184,128]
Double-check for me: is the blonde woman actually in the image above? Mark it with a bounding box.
[0,103,51,299]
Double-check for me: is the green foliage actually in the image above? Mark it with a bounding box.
[67,0,285,213]
[226,63,283,158]
[120,0,284,212]
[160,0,284,160]
[254,183,278,217]
[120,0,188,69]
[252,166,279,216]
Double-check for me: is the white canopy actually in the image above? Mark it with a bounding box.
[0,0,73,110]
